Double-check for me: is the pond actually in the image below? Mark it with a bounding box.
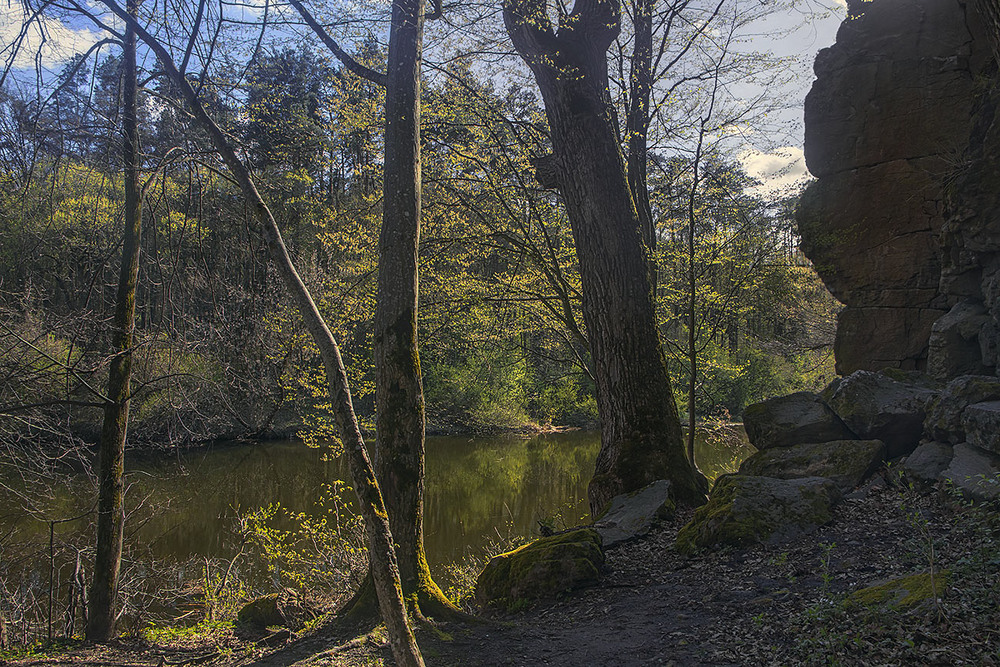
[0,429,751,630]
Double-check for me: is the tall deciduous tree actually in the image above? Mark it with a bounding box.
[86,0,139,641]
[503,0,708,515]
[289,0,459,617]
[375,0,456,616]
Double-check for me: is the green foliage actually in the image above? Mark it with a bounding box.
[655,156,839,420]
[241,481,366,601]
[0,40,837,446]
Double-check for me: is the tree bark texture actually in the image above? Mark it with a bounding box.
[87,0,138,641]
[94,4,424,664]
[504,0,708,516]
[374,0,454,615]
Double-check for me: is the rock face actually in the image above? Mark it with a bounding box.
[675,475,841,555]
[823,371,940,458]
[738,439,885,494]
[797,0,984,374]
[593,480,674,547]
[742,392,855,450]
[928,302,993,379]
[934,30,1000,379]
[475,529,604,608]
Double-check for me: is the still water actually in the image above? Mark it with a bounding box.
[1,430,751,595]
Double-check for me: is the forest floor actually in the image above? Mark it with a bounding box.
[6,474,999,667]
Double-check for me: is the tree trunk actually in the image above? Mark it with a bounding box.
[374,0,455,616]
[626,0,655,259]
[504,0,708,516]
[95,3,424,664]
[87,0,139,641]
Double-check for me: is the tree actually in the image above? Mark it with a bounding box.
[93,1,424,663]
[87,0,140,641]
[245,48,331,177]
[289,0,460,618]
[503,0,708,515]
[374,0,457,617]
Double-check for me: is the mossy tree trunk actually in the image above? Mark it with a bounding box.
[503,0,708,516]
[94,3,424,664]
[86,0,139,641]
[291,0,458,619]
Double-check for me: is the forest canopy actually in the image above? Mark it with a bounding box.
[0,0,837,447]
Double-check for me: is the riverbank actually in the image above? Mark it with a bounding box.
[7,471,996,666]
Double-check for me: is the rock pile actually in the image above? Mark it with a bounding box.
[678,370,1000,553]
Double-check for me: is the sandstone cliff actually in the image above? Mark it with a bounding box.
[797,0,989,375]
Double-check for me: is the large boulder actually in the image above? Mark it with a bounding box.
[963,401,1000,455]
[738,439,885,494]
[902,441,954,487]
[237,594,288,629]
[824,371,940,458]
[742,392,855,450]
[593,480,674,547]
[475,529,604,609]
[927,302,991,379]
[941,443,1000,501]
[924,375,1000,444]
[675,475,841,555]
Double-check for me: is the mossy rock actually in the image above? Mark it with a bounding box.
[475,528,604,609]
[675,475,841,555]
[237,593,287,629]
[738,439,885,493]
[848,571,949,611]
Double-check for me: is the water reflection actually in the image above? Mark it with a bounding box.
[1,429,751,580]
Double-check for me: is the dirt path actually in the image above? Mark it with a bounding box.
[10,481,997,666]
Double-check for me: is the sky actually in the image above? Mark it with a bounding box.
[731,0,846,195]
[0,0,846,194]
[0,1,103,70]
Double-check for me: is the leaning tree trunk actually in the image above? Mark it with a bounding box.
[95,3,424,664]
[374,0,456,617]
[505,0,708,516]
[87,0,139,641]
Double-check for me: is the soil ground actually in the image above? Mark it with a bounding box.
[7,475,999,667]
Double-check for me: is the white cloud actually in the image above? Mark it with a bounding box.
[0,1,101,71]
[739,146,811,198]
